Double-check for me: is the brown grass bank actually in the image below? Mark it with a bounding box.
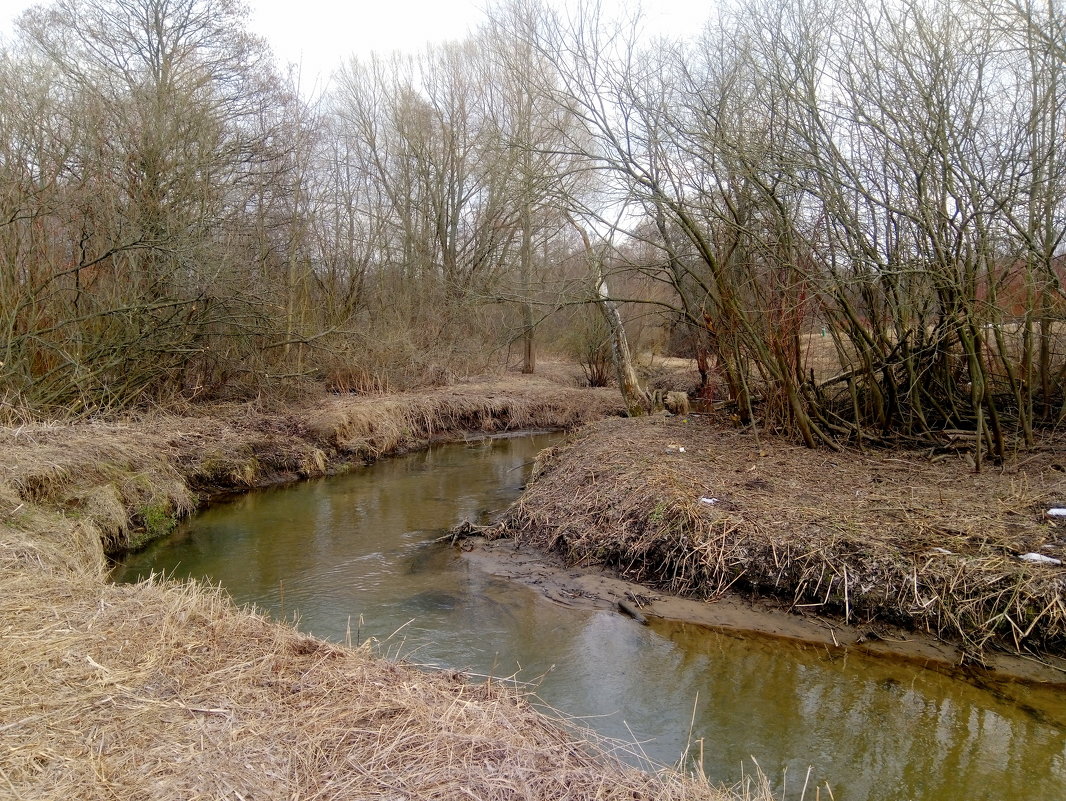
[1,375,762,800]
[3,373,625,558]
[1,562,740,799]
[494,415,1066,666]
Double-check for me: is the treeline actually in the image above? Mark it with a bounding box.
[1,0,1064,459]
[539,0,1066,458]
[0,0,573,414]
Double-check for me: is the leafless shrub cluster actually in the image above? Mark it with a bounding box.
[515,0,1066,456]
[0,0,591,414]
[3,0,1064,456]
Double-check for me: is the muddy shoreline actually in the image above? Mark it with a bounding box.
[98,382,1066,686]
[486,413,1066,677]
[463,536,1066,689]
[122,386,1066,688]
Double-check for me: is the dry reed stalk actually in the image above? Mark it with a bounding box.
[495,415,1066,660]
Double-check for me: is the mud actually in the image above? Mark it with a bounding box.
[464,536,1066,690]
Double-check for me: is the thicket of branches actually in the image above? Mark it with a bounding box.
[2,0,1064,458]
[0,0,582,414]
[527,0,1066,458]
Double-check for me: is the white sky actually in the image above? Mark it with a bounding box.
[249,1,710,90]
[1,0,713,92]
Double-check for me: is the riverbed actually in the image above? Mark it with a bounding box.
[114,432,1066,800]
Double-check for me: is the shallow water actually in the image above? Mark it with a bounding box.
[114,433,1066,800]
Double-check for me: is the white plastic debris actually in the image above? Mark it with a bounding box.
[1046,508,1066,517]
[930,547,954,555]
[699,497,719,505]
[1019,552,1063,565]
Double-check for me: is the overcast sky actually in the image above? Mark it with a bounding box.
[248,1,708,87]
[1,0,711,92]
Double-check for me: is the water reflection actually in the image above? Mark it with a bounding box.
[648,622,1066,800]
[114,433,1066,801]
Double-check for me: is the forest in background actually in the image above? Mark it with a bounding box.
[1,0,1065,461]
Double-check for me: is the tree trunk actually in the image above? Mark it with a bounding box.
[520,204,535,373]
[595,268,649,415]
[568,218,650,415]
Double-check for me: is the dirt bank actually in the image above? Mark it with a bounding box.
[2,375,765,801]
[3,373,625,559]
[464,537,1066,693]
[490,414,1066,672]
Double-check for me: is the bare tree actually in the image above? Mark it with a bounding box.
[1,0,294,410]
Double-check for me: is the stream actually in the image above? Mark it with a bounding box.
[113,432,1066,800]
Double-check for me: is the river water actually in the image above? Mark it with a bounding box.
[113,432,1066,800]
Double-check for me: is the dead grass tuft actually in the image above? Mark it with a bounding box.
[496,415,1066,660]
[0,421,196,560]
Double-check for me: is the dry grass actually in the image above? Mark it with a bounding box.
[307,376,624,461]
[0,375,624,557]
[496,415,1066,661]
[1,375,760,800]
[0,562,734,800]
[0,420,196,556]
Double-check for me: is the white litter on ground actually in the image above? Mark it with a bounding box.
[1019,552,1063,565]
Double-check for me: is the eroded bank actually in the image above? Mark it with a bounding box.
[490,414,1066,674]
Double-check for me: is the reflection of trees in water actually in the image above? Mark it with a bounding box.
[651,624,1066,801]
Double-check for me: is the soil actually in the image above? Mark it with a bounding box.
[487,411,1066,675]
[464,536,1066,690]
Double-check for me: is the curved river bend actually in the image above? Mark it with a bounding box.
[114,433,1066,801]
